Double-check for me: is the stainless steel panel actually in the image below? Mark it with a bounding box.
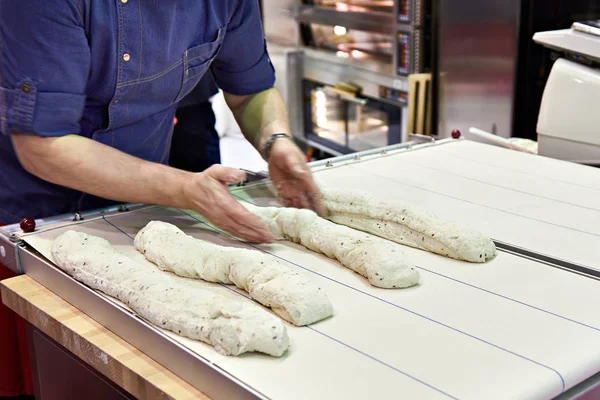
[261,0,299,46]
[554,371,600,400]
[297,4,394,34]
[0,232,20,274]
[303,48,408,97]
[0,203,146,273]
[437,0,520,138]
[307,138,427,167]
[301,0,425,27]
[297,2,428,77]
[305,44,395,77]
[306,138,345,155]
[0,203,146,237]
[268,44,304,139]
[307,23,393,59]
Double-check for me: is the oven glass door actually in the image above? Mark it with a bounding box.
[306,0,394,14]
[298,0,397,73]
[307,23,393,65]
[303,80,402,154]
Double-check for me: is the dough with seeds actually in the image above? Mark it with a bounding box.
[52,230,289,357]
[244,203,420,289]
[322,188,497,262]
[135,221,333,326]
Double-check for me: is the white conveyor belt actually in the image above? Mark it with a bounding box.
[18,139,600,400]
[309,139,600,270]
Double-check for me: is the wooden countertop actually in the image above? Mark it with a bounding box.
[0,275,210,400]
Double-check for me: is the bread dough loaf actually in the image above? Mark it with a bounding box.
[243,203,420,289]
[321,188,497,263]
[52,230,289,357]
[134,221,333,326]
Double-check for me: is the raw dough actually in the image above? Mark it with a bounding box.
[51,230,289,357]
[243,203,420,289]
[321,188,497,263]
[134,221,333,326]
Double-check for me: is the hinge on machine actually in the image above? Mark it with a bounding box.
[0,233,24,275]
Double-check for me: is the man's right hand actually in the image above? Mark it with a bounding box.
[12,134,272,242]
[183,165,274,243]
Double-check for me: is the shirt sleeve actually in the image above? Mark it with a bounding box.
[0,0,90,137]
[211,0,276,96]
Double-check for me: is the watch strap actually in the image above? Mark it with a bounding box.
[263,133,292,160]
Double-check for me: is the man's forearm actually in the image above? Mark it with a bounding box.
[11,133,193,209]
[224,88,291,155]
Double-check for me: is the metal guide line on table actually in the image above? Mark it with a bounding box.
[2,139,600,399]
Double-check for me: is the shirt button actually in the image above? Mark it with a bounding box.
[121,0,128,3]
[123,53,131,62]
[21,84,31,93]
[113,100,119,105]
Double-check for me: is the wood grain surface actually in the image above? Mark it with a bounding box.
[0,275,210,400]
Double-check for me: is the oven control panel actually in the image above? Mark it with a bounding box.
[379,85,408,104]
[398,0,410,23]
[396,32,411,75]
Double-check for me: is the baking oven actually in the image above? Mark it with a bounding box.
[296,0,433,154]
[298,0,431,78]
[260,0,434,155]
[302,80,402,154]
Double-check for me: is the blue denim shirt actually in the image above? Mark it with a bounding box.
[0,0,274,224]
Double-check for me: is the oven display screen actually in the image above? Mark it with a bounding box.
[398,0,410,23]
[397,32,410,75]
[379,86,408,105]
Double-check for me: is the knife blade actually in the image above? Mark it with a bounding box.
[235,169,269,186]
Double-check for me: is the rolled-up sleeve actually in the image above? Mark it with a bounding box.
[212,0,275,96]
[0,0,90,137]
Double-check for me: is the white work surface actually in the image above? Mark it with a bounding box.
[21,140,600,400]
[309,139,600,269]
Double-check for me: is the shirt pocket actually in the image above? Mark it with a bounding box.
[174,27,225,104]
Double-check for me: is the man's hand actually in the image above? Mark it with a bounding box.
[268,138,327,216]
[12,133,273,243]
[183,165,274,243]
[223,88,326,216]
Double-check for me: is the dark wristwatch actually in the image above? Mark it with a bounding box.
[263,133,293,160]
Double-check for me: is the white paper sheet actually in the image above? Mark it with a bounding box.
[23,202,600,400]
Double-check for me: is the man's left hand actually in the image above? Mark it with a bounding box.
[268,138,327,217]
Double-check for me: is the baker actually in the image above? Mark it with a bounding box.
[0,0,325,396]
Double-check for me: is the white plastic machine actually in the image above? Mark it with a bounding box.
[534,23,600,164]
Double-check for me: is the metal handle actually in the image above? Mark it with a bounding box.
[320,86,368,106]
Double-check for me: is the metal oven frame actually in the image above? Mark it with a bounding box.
[302,79,402,155]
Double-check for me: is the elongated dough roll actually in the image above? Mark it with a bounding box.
[52,231,289,357]
[134,221,333,326]
[321,188,497,263]
[243,203,420,289]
